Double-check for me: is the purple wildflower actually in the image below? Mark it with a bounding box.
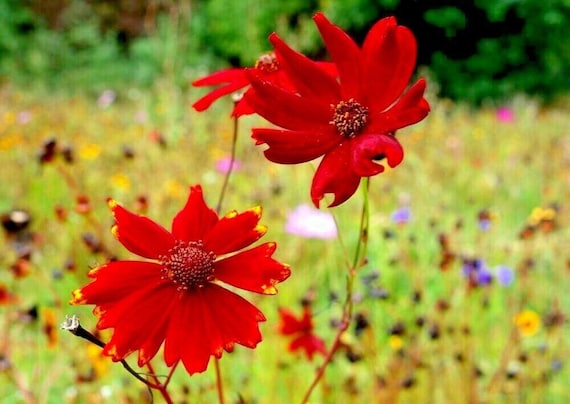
[495,265,514,286]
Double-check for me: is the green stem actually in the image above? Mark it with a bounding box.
[214,357,226,404]
[216,114,239,214]
[300,178,371,403]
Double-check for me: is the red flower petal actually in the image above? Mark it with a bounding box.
[171,185,219,243]
[70,261,165,306]
[108,199,175,259]
[215,242,290,294]
[350,134,404,177]
[362,17,418,111]
[192,79,250,112]
[192,68,246,87]
[245,70,332,131]
[251,128,340,164]
[289,334,327,360]
[101,283,176,363]
[204,207,266,255]
[270,33,340,104]
[231,94,256,116]
[278,307,312,335]
[311,143,362,208]
[164,285,265,374]
[368,79,430,134]
[313,12,363,100]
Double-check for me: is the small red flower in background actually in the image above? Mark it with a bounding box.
[192,52,337,117]
[278,306,326,360]
[246,13,430,207]
[71,185,290,375]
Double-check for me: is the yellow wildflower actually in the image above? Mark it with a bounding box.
[514,309,541,337]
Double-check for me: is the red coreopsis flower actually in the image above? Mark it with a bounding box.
[71,185,290,375]
[278,307,326,360]
[192,52,337,117]
[245,13,430,207]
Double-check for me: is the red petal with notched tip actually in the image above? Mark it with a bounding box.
[70,261,165,306]
[350,134,404,177]
[367,79,429,134]
[215,242,290,295]
[362,17,418,111]
[164,284,265,375]
[270,33,340,104]
[204,207,266,255]
[313,12,363,101]
[251,128,340,164]
[245,70,332,131]
[171,185,219,243]
[311,143,362,208]
[108,199,175,259]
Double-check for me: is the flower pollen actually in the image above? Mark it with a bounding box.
[160,240,216,290]
[330,98,369,138]
[255,53,279,73]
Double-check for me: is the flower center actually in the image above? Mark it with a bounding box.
[330,98,369,138]
[160,241,216,290]
[254,52,279,73]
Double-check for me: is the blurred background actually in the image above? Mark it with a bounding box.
[1,0,568,104]
[1,1,569,403]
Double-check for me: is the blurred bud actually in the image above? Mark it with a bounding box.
[75,195,91,214]
[38,138,57,164]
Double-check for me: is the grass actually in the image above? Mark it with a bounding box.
[0,81,568,403]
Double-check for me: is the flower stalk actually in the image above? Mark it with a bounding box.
[301,179,371,403]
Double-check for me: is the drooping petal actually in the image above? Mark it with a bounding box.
[270,33,340,104]
[350,134,404,177]
[313,12,363,100]
[215,242,291,294]
[108,199,175,259]
[204,207,266,255]
[311,143,362,208]
[171,185,219,243]
[362,17,418,111]
[192,68,247,87]
[192,79,250,112]
[245,71,332,131]
[367,79,430,133]
[70,261,165,306]
[251,128,340,164]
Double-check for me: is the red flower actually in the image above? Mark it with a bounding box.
[245,13,430,207]
[192,52,336,117]
[71,185,290,375]
[278,307,326,360]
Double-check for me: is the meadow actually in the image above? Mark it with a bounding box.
[0,79,569,403]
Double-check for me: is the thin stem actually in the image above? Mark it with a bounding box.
[146,362,175,404]
[62,317,163,390]
[214,357,226,404]
[216,114,239,214]
[301,179,371,403]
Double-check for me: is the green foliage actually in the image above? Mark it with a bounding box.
[0,0,568,103]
